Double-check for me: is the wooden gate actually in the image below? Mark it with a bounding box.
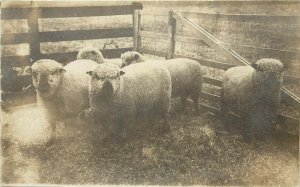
[1,2,143,107]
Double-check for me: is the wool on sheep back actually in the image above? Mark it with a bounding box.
[61,59,99,115]
[120,51,203,112]
[77,47,105,64]
[162,58,203,112]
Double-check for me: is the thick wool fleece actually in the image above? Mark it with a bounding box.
[220,58,285,135]
[121,51,147,66]
[121,52,203,111]
[31,59,99,143]
[77,47,124,67]
[77,47,105,64]
[84,61,172,137]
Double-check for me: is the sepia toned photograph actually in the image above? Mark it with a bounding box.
[1,0,299,186]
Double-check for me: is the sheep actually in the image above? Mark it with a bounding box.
[77,47,124,68]
[30,59,99,144]
[120,51,147,67]
[220,58,285,141]
[80,61,172,142]
[120,51,203,113]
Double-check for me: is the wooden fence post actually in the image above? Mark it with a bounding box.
[166,11,176,59]
[133,10,141,51]
[27,7,41,63]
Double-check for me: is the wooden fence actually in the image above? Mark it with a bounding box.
[133,10,300,134]
[1,2,143,107]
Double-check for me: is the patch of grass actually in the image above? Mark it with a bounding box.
[2,104,299,185]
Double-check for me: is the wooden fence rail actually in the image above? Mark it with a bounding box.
[1,3,143,108]
[1,3,143,64]
[1,3,143,95]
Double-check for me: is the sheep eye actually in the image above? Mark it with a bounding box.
[32,72,38,77]
[94,75,103,81]
[51,70,60,75]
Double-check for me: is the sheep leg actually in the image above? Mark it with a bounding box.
[242,113,257,143]
[219,91,231,133]
[160,102,171,133]
[191,92,200,114]
[180,96,187,112]
[46,119,57,146]
[161,113,171,133]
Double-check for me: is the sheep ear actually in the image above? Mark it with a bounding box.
[59,68,66,73]
[121,63,126,68]
[25,67,32,74]
[86,71,93,76]
[120,71,125,76]
[91,50,97,55]
[133,53,139,60]
[251,63,258,69]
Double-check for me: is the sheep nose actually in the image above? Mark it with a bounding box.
[37,79,50,92]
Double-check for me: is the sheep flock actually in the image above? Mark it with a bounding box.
[27,47,286,145]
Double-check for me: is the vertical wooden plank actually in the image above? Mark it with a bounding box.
[27,7,41,63]
[166,11,176,59]
[133,10,141,51]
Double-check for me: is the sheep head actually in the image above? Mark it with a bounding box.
[251,58,285,94]
[120,51,145,67]
[30,59,65,97]
[77,47,105,64]
[87,63,125,100]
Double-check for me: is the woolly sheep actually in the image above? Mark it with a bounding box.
[220,58,285,140]
[80,61,172,141]
[120,51,203,113]
[77,47,124,68]
[120,51,147,67]
[30,59,99,144]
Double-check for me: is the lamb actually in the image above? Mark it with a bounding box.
[80,61,172,141]
[77,47,124,68]
[220,58,285,141]
[120,51,203,113]
[30,59,99,144]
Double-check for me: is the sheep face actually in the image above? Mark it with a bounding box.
[251,58,284,92]
[77,47,105,64]
[31,59,66,97]
[87,63,125,100]
[121,51,144,67]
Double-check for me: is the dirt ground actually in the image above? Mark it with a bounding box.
[1,100,299,186]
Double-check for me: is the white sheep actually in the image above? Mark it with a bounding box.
[80,61,172,142]
[120,51,147,67]
[120,51,203,113]
[220,58,285,141]
[77,47,124,68]
[30,59,99,144]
